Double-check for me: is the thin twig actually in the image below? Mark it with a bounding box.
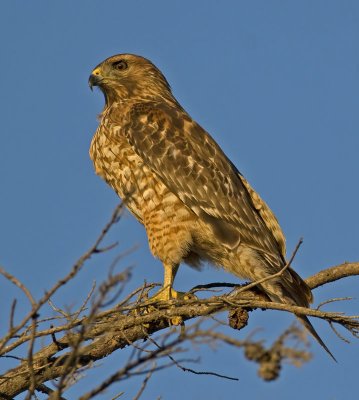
[9,299,17,331]
[230,238,303,297]
[146,335,239,381]
[0,203,124,354]
[36,384,68,400]
[0,267,36,308]
[132,364,155,400]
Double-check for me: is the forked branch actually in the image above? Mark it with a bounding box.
[0,205,358,398]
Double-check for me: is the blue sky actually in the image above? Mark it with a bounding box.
[0,1,358,398]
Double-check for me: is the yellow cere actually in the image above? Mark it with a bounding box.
[92,67,101,76]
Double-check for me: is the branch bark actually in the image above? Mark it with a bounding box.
[0,261,358,398]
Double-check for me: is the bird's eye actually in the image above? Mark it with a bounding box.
[112,60,128,70]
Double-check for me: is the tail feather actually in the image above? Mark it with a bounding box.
[297,314,337,362]
[259,268,336,361]
[248,250,335,360]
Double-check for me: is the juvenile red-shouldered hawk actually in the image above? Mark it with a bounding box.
[88,54,333,359]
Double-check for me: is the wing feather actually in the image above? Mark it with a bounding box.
[120,102,284,260]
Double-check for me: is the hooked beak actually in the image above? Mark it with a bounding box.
[88,74,102,91]
[88,67,103,91]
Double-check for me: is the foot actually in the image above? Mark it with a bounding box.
[148,286,197,325]
[151,286,196,302]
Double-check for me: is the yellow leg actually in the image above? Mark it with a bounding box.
[152,263,179,301]
[162,263,179,299]
[142,263,197,326]
[152,263,195,301]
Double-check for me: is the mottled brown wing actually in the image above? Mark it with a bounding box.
[238,174,286,258]
[121,102,284,262]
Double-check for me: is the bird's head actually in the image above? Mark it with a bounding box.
[89,53,173,105]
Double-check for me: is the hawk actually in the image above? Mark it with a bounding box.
[88,53,333,358]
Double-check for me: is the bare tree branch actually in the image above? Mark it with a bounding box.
[0,205,358,398]
[306,262,359,289]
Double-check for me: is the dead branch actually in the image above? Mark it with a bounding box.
[0,205,358,398]
[0,259,358,398]
[306,262,359,289]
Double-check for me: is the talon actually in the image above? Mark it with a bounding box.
[151,287,197,302]
[170,316,183,326]
[183,292,197,301]
[147,286,197,326]
[140,263,197,326]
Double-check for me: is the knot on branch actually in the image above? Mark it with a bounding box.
[258,355,281,381]
[242,324,312,381]
[243,342,281,380]
[228,308,249,330]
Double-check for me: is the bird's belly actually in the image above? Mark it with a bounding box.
[90,132,198,261]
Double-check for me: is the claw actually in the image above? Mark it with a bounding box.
[147,286,197,325]
[151,286,195,302]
